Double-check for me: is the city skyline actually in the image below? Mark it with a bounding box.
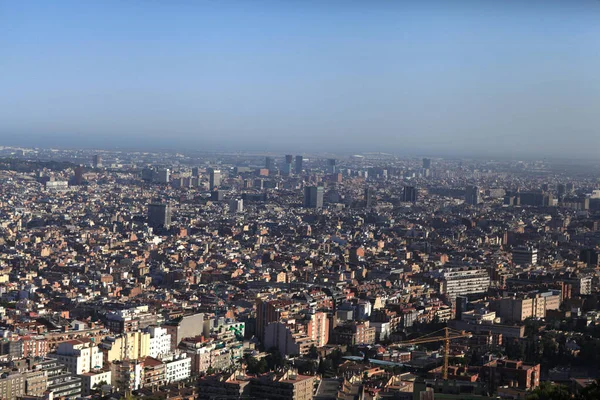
[2,1,600,158]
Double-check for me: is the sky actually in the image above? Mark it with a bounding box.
[1,0,599,157]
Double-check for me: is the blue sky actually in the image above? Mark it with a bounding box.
[1,0,599,157]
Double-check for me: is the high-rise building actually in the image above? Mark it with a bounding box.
[148,203,172,229]
[295,155,303,174]
[566,182,575,193]
[208,168,221,189]
[327,159,337,174]
[155,169,170,184]
[422,158,431,169]
[283,155,293,176]
[304,186,324,209]
[557,183,566,199]
[73,166,84,185]
[402,186,417,202]
[192,167,200,177]
[141,167,155,182]
[365,187,374,207]
[92,154,102,168]
[465,185,481,206]
[229,199,244,213]
[265,157,275,172]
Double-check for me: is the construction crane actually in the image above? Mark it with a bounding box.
[391,327,471,380]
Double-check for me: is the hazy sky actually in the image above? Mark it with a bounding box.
[1,0,599,157]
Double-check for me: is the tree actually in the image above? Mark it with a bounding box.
[578,379,600,400]
[308,345,319,359]
[526,382,571,400]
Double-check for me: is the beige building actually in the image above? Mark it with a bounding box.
[496,291,561,322]
[101,331,150,362]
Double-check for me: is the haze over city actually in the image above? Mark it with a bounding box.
[1,0,599,157]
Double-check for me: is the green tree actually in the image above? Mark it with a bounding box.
[308,344,319,359]
[578,379,600,400]
[526,382,571,400]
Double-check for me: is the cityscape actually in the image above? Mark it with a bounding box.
[0,147,596,399]
[2,0,600,399]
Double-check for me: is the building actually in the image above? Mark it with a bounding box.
[365,187,374,208]
[155,168,170,184]
[327,159,337,174]
[480,359,540,393]
[465,185,481,206]
[164,353,192,383]
[402,186,417,203]
[332,321,376,346]
[283,155,293,175]
[304,186,324,209]
[265,157,275,172]
[250,370,316,400]
[53,339,104,375]
[80,369,112,395]
[256,299,304,342]
[208,168,221,189]
[148,203,172,229]
[440,269,490,300]
[92,154,102,168]
[0,372,26,400]
[295,155,303,174]
[307,311,329,347]
[512,246,538,266]
[229,199,244,213]
[264,322,312,357]
[45,180,69,191]
[20,335,48,358]
[73,165,84,185]
[147,326,172,359]
[105,306,162,334]
[101,331,150,362]
[164,313,205,351]
[455,296,468,320]
[111,359,144,392]
[143,356,166,388]
[423,158,431,169]
[494,291,561,323]
[36,358,82,399]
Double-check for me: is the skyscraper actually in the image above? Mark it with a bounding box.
[304,186,324,209]
[557,183,566,199]
[73,166,84,185]
[465,185,481,206]
[229,199,244,213]
[365,187,374,208]
[265,157,275,172]
[148,203,172,229]
[295,155,303,174]
[402,186,417,202]
[191,167,200,177]
[422,158,431,169]
[327,159,337,174]
[283,155,293,176]
[155,169,170,184]
[92,155,102,168]
[208,168,221,190]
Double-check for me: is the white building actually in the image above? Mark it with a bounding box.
[164,353,191,383]
[440,269,490,300]
[53,340,103,375]
[80,369,112,395]
[147,326,172,359]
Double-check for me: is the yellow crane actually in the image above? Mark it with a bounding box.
[391,327,471,380]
